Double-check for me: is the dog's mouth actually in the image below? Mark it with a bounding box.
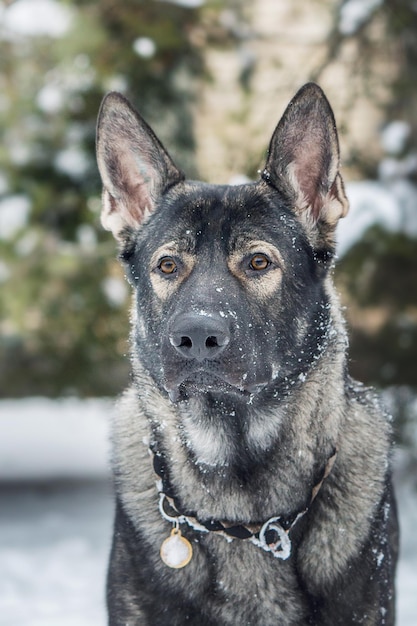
[163,367,268,403]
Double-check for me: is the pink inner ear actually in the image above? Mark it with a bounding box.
[112,144,158,226]
[293,145,328,220]
[97,92,184,238]
[263,84,347,229]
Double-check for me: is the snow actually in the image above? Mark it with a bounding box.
[1,0,73,39]
[0,482,112,626]
[101,276,128,308]
[336,179,417,257]
[338,0,383,36]
[133,37,157,59]
[0,398,416,624]
[76,224,97,253]
[0,398,113,625]
[380,121,411,156]
[36,83,65,115]
[225,166,417,260]
[378,155,417,181]
[0,398,111,481]
[0,195,31,240]
[54,146,90,180]
[154,0,205,7]
[228,174,252,186]
[394,447,417,626]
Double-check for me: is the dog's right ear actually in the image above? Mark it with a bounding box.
[96,92,184,240]
[262,83,348,249]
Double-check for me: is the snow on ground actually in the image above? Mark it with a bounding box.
[0,397,111,481]
[0,398,114,626]
[337,179,417,257]
[0,398,416,625]
[0,481,113,626]
[396,486,417,625]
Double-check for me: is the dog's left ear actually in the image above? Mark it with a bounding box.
[96,92,184,240]
[262,83,349,242]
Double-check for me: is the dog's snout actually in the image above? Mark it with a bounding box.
[169,314,230,361]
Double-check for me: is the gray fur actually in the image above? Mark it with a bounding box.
[97,83,398,625]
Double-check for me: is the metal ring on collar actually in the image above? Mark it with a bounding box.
[258,516,292,560]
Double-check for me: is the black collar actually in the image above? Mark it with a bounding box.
[151,446,337,560]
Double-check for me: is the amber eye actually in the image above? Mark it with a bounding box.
[249,253,270,271]
[158,257,177,275]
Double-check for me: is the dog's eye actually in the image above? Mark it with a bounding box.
[158,257,177,275]
[249,253,270,272]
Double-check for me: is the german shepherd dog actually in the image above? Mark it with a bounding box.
[96,83,398,625]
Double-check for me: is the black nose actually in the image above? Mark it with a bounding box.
[169,313,230,361]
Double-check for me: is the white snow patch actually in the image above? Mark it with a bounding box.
[337,180,417,257]
[0,399,415,625]
[0,482,112,626]
[380,121,411,156]
[0,195,31,240]
[395,462,417,626]
[378,153,417,181]
[101,276,128,308]
[0,398,112,481]
[55,146,90,179]
[36,83,65,114]
[76,224,97,253]
[1,0,73,39]
[228,174,251,186]
[154,0,204,7]
[338,0,382,36]
[133,37,156,59]
[7,142,31,166]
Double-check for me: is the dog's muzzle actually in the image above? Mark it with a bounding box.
[168,312,230,362]
[163,312,267,402]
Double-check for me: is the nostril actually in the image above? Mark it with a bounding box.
[205,336,218,349]
[180,336,192,349]
[169,314,230,361]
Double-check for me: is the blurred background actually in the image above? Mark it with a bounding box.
[0,0,416,624]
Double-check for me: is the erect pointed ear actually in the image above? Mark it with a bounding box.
[262,83,349,247]
[96,92,184,240]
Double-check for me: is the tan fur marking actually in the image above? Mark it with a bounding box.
[228,240,284,299]
[149,242,195,301]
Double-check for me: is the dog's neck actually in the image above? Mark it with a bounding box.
[151,443,338,525]
[150,442,338,560]
[128,312,346,521]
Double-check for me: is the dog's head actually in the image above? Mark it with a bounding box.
[96,84,348,404]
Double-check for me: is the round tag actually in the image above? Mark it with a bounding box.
[160,528,193,569]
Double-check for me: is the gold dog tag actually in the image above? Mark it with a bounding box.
[160,528,193,569]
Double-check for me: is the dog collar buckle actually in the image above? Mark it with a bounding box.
[254,516,292,560]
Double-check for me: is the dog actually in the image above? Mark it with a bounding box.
[96,83,398,625]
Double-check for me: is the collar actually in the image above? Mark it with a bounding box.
[152,446,337,562]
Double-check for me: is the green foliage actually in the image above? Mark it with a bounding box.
[385,0,417,117]
[0,0,203,397]
[1,0,416,400]
[336,227,417,388]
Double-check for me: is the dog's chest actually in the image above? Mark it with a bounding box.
[150,521,308,624]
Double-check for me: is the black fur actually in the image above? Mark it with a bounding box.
[96,83,398,625]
